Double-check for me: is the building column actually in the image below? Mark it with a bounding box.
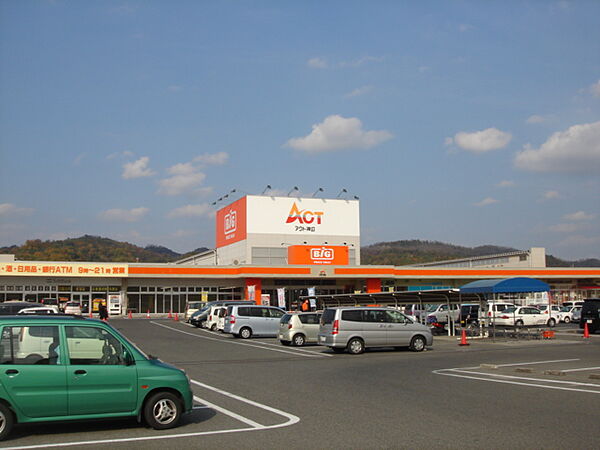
[366,278,382,293]
[245,278,262,305]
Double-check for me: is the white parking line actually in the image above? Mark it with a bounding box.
[433,358,600,395]
[152,321,331,358]
[562,366,600,372]
[3,379,300,450]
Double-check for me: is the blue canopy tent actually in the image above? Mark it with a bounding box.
[460,277,550,294]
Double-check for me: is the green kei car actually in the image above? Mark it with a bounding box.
[0,315,193,440]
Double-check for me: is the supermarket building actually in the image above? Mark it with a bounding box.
[1,195,599,314]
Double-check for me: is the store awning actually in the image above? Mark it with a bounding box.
[459,277,550,294]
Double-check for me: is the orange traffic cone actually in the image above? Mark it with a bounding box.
[146,309,150,319]
[128,310,133,319]
[89,310,93,318]
[168,310,172,319]
[459,328,470,346]
[583,322,590,339]
[174,313,179,321]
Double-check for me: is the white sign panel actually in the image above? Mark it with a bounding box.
[246,196,359,237]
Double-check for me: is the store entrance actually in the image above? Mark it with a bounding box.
[73,294,91,313]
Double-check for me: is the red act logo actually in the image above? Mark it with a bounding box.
[286,202,324,225]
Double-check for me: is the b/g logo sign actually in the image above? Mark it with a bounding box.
[224,210,237,235]
[311,247,334,261]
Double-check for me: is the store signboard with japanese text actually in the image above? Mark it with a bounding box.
[288,245,349,265]
[0,262,128,277]
[216,197,247,248]
[247,196,360,237]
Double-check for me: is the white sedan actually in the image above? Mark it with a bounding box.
[494,306,552,327]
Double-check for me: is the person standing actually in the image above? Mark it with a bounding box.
[301,299,310,312]
[99,302,109,321]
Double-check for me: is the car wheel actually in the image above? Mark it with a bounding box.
[0,403,14,441]
[280,340,291,346]
[564,316,571,324]
[515,319,524,327]
[210,323,217,331]
[143,392,182,430]
[331,347,345,353]
[547,318,556,327]
[292,334,306,346]
[347,338,365,355]
[409,335,426,352]
[239,327,252,339]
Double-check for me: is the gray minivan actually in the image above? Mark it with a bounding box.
[223,305,286,339]
[318,307,433,354]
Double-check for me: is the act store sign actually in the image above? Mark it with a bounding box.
[287,245,349,265]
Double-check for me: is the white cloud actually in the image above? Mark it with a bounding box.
[193,152,229,165]
[285,115,393,153]
[99,207,149,222]
[543,190,560,200]
[563,211,595,221]
[344,85,373,98]
[514,121,600,173]
[447,128,512,153]
[474,197,498,207]
[590,79,600,97]
[167,204,211,218]
[307,57,327,69]
[0,203,34,217]
[158,171,206,196]
[122,156,156,179]
[107,150,134,160]
[526,115,548,124]
[496,180,515,188]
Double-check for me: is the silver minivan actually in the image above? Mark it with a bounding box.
[223,305,286,339]
[278,312,321,346]
[318,307,433,354]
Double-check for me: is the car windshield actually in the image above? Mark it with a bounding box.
[426,305,438,312]
[538,305,547,310]
[560,306,570,312]
[501,307,517,314]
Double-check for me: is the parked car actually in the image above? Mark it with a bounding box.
[559,306,578,323]
[572,306,582,322]
[63,301,82,316]
[403,304,430,322]
[40,298,60,309]
[493,306,549,327]
[318,307,433,355]
[279,312,322,346]
[223,305,285,338]
[216,307,227,331]
[205,305,226,331]
[484,302,516,325]
[190,300,253,328]
[580,299,600,333]
[0,301,41,315]
[534,305,564,325]
[426,303,460,332]
[184,301,206,322]
[17,306,60,315]
[0,315,193,440]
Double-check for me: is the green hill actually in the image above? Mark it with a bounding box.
[0,236,597,267]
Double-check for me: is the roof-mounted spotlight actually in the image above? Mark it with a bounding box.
[287,186,299,196]
[312,187,324,197]
[261,185,272,195]
[336,188,347,198]
[353,195,359,200]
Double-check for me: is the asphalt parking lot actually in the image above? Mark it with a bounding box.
[3,319,599,450]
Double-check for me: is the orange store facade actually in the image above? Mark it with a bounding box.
[1,260,599,314]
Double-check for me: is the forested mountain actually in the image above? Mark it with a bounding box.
[0,235,207,263]
[0,236,598,267]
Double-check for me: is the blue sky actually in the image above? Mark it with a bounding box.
[1,1,599,260]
